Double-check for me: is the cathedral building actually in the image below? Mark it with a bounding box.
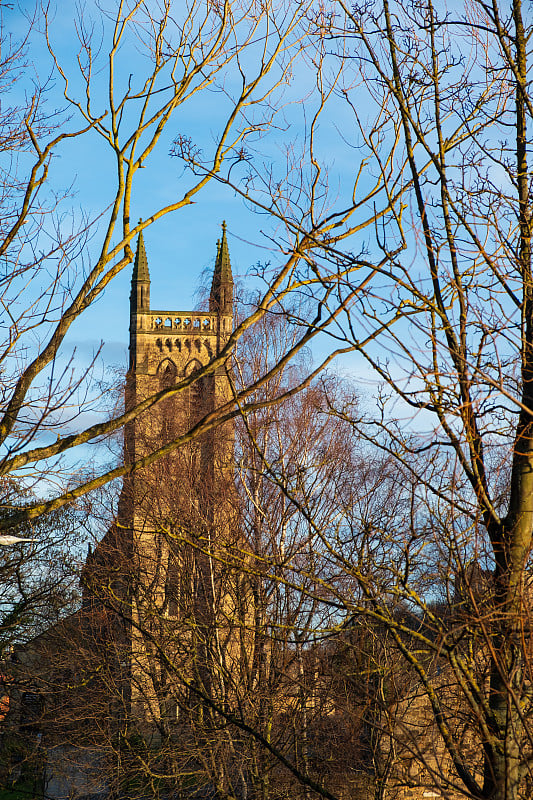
[3,224,263,799]
[5,224,253,797]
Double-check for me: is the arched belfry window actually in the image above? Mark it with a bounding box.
[184,358,202,377]
[158,358,177,389]
[157,359,177,443]
[184,359,204,422]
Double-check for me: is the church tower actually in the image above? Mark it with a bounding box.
[125,220,233,472]
[84,223,238,726]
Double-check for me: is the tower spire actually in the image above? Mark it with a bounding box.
[210,221,233,314]
[130,222,150,312]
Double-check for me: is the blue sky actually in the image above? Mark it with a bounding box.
[7,1,295,381]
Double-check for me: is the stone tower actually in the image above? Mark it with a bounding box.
[124,220,234,515]
[84,223,238,725]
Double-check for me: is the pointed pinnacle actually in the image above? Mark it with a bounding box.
[210,221,233,314]
[217,220,232,283]
[132,223,150,282]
